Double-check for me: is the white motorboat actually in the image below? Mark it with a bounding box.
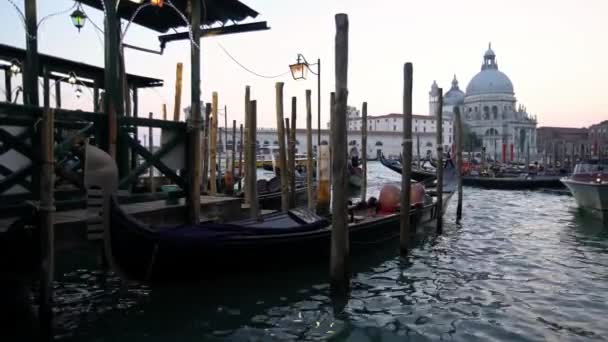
[561,160,608,213]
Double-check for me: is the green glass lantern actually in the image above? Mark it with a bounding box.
[70,3,87,32]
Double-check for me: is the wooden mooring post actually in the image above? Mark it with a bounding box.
[247,100,259,219]
[202,103,211,193]
[173,62,183,121]
[149,112,156,192]
[361,101,367,203]
[238,123,243,191]
[40,68,55,340]
[285,117,294,208]
[400,63,413,256]
[435,88,444,234]
[187,0,201,223]
[330,13,350,296]
[244,86,251,204]
[275,82,289,211]
[225,105,229,172]
[232,119,237,181]
[289,97,297,208]
[455,106,463,223]
[210,92,219,195]
[306,89,314,209]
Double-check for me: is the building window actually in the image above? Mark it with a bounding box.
[385,119,389,122]
[449,136,452,143]
[423,120,426,124]
[483,106,490,120]
[492,106,498,120]
[468,107,472,113]
[423,127,426,132]
[393,126,397,131]
[475,106,478,112]
[415,127,418,132]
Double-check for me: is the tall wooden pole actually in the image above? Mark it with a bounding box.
[39,67,55,341]
[330,13,350,296]
[361,101,368,203]
[238,123,244,191]
[225,105,229,172]
[317,93,334,216]
[4,70,12,102]
[149,112,156,193]
[289,97,297,208]
[232,119,237,179]
[24,0,39,106]
[187,0,201,223]
[306,89,314,210]
[54,80,61,108]
[173,63,183,121]
[455,106,463,222]
[244,86,251,204]
[317,58,322,149]
[435,88,444,234]
[162,103,167,120]
[275,82,289,211]
[202,103,211,193]
[210,92,219,195]
[400,63,413,256]
[248,100,259,218]
[103,0,124,158]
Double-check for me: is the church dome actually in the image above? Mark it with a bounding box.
[444,75,465,106]
[465,43,514,96]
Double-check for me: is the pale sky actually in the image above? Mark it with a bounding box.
[1,0,607,130]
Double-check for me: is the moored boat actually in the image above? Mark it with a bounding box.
[463,174,564,190]
[379,153,437,184]
[561,160,608,214]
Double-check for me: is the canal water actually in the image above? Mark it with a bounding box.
[50,162,608,341]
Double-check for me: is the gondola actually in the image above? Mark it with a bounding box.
[463,174,565,190]
[379,153,437,183]
[85,144,456,282]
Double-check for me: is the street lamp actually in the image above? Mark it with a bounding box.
[289,54,321,148]
[70,2,87,32]
[9,59,21,76]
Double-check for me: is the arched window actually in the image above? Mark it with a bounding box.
[483,106,490,120]
[484,128,499,136]
[426,142,433,147]
[263,140,270,145]
[468,107,472,113]
[349,140,357,146]
[492,106,498,119]
[375,141,383,146]
[273,140,279,145]
[320,140,329,145]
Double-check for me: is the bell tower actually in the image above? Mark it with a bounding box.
[429,80,440,116]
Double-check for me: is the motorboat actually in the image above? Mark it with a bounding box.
[561,160,608,213]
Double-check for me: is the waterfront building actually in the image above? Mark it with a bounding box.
[589,120,608,157]
[431,44,538,162]
[536,126,589,167]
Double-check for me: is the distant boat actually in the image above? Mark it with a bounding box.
[379,153,437,184]
[561,160,608,214]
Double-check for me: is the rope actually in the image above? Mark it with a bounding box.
[217,43,290,79]
[37,2,77,27]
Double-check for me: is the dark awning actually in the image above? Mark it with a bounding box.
[0,44,163,89]
[78,0,259,33]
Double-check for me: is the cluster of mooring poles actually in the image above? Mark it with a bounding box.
[326,14,465,296]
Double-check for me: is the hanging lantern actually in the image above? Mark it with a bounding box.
[68,72,77,85]
[70,3,87,32]
[151,0,164,7]
[289,55,308,80]
[75,86,82,99]
[9,59,21,76]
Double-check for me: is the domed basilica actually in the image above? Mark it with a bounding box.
[430,44,537,162]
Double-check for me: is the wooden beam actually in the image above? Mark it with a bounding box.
[330,13,350,297]
[103,0,124,160]
[158,22,271,46]
[243,86,251,204]
[455,106,463,222]
[289,97,297,208]
[202,103,210,193]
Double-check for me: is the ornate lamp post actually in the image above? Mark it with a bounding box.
[289,54,321,149]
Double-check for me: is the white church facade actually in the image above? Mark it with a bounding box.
[431,44,538,162]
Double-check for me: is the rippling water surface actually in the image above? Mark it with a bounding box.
[52,162,608,341]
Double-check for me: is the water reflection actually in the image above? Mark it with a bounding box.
[51,163,608,341]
